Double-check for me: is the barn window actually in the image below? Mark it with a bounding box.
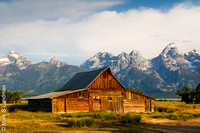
[113,97,117,101]
[79,92,84,98]
[108,97,112,101]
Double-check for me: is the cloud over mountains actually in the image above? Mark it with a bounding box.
[0,0,200,65]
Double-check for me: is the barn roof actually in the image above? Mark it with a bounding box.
[59,66,114,91]
[26,89,86,99]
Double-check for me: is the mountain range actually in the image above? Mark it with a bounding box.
[81,43,200,94]
[1,42,200,97]
[0,51,85,95]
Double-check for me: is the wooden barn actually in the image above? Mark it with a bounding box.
[27,66,155,113]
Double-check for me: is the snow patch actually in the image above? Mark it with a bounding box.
[193,59,200,63]
[187,61,195,69]
[0,58,9,62]
[148,60,153,69]
[10,54,19,59]
[168,42,176,48]
[99,60,106,65]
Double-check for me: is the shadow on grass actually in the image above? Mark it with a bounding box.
[8,104,28,112]
[56,120,163,133]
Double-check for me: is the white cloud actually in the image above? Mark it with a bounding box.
[0,0,123,23]
[0,1,200,65]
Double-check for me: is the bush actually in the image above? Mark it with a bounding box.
[92,112,117,120]
[152,113,193,121]
[193,113,200,118]
[152,114,166,118]
[121,113,141,124]
[67,118,95,127]
[68,119,77,127]
[179,114,193,121]
[61,112,93,118]
[85,118,95,127]
[166,114,179,120]
[155,107,177,113]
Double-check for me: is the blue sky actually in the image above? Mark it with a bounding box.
[0,0,200,65]
[110,0,185,11]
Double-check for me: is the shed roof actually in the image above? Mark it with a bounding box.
[26,89,86,99]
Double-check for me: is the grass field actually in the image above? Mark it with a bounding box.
[1,101,200,133]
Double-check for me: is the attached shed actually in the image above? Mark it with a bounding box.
[27,66,155,113]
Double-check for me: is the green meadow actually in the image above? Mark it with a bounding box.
[1,101,200,133]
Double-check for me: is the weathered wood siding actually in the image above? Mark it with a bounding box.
[89,71,123,96]
[124,99,145,112]
[100,96,124,112]
[66,98,89,113]
[52,89,89,113]
[28,99,52,112]
[123,89,154,112]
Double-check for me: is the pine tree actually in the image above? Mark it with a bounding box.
[176,86,191,104]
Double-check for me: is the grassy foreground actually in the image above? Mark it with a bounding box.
[0,101,200,133]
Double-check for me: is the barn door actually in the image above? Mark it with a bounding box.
[101,96,123,113]
[57,98,66,113]
[145,99,150,112]
[93,99,101,111]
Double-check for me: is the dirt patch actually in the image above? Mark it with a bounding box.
[142,118,200,133]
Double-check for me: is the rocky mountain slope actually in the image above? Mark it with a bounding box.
[0,51,85,95]
[81,43,200,94]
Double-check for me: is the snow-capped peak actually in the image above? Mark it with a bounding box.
[0,50,34,69]
[191,49,200,56]
[49,56,68,66]
[95,52,114,58]
[129,50,141,59]
[167,42,176,48]
[10,50,16,53]
[161,42,183,58]
[50,56,59,64]
[4,50,20,59]
[184,49,200,62]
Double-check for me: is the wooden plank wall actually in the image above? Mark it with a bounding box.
[124,99,145,112]
[66,98,89,113]
[52,89,89,113]
[123,89,154,112]
[89,71,123,96]
[100,96,124,113]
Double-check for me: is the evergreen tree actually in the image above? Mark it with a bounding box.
[194,84,200,104]
[137,89,144,94]
[127,87,137,92]
[127,87,144,94]
[176,86,191,104]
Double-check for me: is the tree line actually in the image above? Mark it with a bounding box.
[127,88,144,94]
[0,90,24,103]
[176,84,200,104]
